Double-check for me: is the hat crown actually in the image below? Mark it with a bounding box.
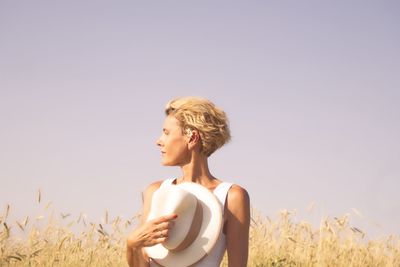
[148,185,200,250]
[145,181,223,267]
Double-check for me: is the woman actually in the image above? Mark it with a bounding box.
[126,97,250,267]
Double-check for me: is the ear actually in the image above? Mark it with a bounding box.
[187,129,200,150]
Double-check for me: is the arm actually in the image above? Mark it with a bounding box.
[225,185,250,267]
[126,181,177,267]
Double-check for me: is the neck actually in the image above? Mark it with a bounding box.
[179,152,214,185]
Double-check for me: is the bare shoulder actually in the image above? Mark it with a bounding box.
[225,184,250,226]
[140,180,163,224]
[227,184,250,206]
[142,180,163,201]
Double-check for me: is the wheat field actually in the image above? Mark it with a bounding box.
[1,193,399,266]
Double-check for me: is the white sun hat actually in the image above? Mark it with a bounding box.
[144,181,223,267]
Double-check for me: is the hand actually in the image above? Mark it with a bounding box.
[127,214,177,249]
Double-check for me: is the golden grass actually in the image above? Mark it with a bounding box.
[1,199,399,266]
[226,210,400,267]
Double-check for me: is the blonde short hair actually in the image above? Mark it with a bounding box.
[165,97,231,157]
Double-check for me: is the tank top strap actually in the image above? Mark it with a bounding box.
[213,182,233,215]
[159,178,175,189]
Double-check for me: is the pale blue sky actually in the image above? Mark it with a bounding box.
[1,1,399,237]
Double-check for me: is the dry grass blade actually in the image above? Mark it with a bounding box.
[3,222,9,232]
[125,219,132,228]
[3,222,10,238]
[82,216,87,226]
[37,189,41,203]
[23,216,29,227]
[31,248,43,257]
[97,228,105,236]
[58,236,69,250]
[45,202,52,210]
[16,220,25,231]
[351,226,365,238]
[307,201,316,212]
[105,210,109,224]
[61,213,71,219]
[334,216,348,227]
[352,208,363,218]
[112,216,121,227]
[5,204,10,221]
[16,251,26,259]
[7,255,22,261]
[97,224,108,236]
[77,212,83,223]
[250,216,258,227]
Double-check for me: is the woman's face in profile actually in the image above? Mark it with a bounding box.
[156,115,191,166]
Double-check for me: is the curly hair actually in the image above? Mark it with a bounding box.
[165,97,231,157]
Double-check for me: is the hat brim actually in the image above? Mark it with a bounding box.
[144,182,223,267]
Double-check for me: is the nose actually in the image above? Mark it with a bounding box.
[156,136,162,147]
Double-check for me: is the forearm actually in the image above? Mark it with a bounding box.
[126,244,148,267]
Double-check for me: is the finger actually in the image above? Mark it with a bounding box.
[155,237,167,244]
[155,221,175,232]
[145,231,168,247]
[152,214,178,224]
[144,237,167,247]
[159,229,169,238]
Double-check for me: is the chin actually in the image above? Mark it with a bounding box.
[161,159,172,166]
[161,159,179,167]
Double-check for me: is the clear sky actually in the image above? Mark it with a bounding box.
[1,1,399,238]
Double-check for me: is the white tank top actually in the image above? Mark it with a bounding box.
[149,178,233,267]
